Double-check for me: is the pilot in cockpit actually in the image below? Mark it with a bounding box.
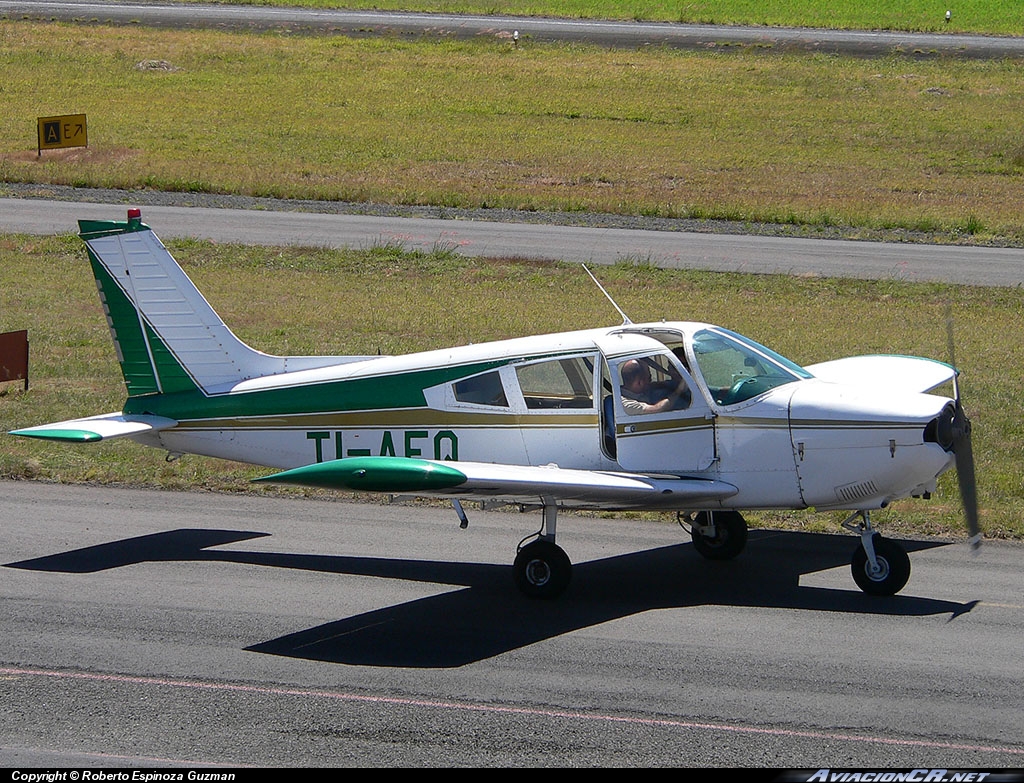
[620,357,691,414]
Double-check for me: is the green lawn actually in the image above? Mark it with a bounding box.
[1,7,1021,540]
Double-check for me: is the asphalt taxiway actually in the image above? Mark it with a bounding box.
[2,481,1022,766]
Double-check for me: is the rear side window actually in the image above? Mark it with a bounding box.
[453,371,509,407]
[516,356,595,410]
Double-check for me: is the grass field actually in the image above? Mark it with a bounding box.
[3,22,1024,241]
[1,235,1021,540]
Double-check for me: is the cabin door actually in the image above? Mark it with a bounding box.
[595,333,716,473]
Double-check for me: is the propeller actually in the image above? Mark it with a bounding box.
[946,310,982,550]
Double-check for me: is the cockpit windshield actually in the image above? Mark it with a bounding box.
[691,327,812,405]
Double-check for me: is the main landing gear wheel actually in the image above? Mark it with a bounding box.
[851,534,911,596]
[514,540,572,599]
[690,510,748,560]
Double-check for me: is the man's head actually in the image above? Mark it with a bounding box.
[621,360,651,393]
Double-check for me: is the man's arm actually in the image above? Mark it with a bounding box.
[624,381,689,414]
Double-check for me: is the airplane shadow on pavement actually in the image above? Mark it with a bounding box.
[6,527,976,668]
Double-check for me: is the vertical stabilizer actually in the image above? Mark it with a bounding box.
[80,210,296,396]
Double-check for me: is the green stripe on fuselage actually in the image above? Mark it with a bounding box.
[122,360,510,420]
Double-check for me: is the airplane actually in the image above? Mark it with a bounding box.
[10,208,981,600]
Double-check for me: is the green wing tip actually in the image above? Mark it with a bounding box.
[10,428,103,443]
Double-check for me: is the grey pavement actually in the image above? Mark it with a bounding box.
[2,1,1024,58]
[3,197,1023,286]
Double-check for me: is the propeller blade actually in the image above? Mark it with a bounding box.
[952,404,982,550]
[946,308,981,549]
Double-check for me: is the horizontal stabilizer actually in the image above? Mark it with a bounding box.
[9,412,177,443]
[807,355,957,394]
[256,457,738,510]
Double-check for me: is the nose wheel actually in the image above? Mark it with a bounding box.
[843,511,911,596]
[851,534,911,596]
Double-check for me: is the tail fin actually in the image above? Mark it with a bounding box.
[80,209,341,396]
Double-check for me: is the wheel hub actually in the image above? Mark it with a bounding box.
[866,555,890,581]
[525,559,551,587]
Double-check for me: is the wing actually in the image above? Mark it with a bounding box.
[9,412,177,443]
[254,456,738,510]
[806,355,957,394]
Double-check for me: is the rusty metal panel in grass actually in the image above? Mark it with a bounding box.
[0,330,29,390]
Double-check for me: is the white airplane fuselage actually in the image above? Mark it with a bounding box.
[132,321,955,514]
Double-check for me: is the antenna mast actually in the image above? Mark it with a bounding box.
[582,265,632,325]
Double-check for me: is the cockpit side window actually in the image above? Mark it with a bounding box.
[691,328,808,405]
[618,352,692,416]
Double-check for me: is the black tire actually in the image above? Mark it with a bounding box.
[690,510,748,560]
[851,534,911,596]
[514,540,572,599]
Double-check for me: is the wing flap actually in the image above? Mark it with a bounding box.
[806,355,957,394]
[255,456,738,509]
[9,412,177,443]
